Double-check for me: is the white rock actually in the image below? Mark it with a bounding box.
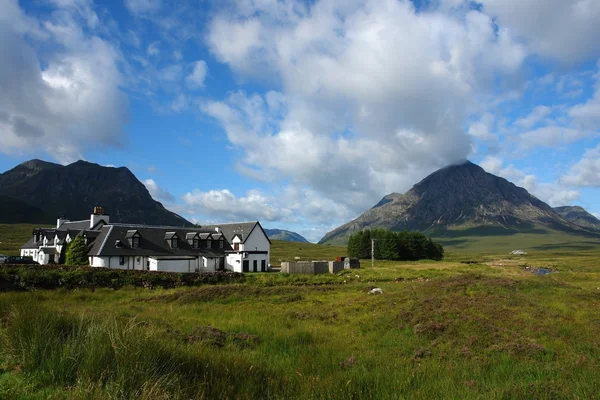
[369,288,383,295]
[355,275,360,279]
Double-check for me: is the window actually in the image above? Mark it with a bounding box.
[119,256,125,266]
[132,236,140,248]
[207,240,211,249]
[193,238,199,248]
[219,239,224,249]
[234,243,239,251]
[171,239,178,248]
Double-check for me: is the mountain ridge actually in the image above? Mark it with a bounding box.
[319,161,596,244]
[554,206,600,231]
[0,159,191,226]
[265,229,310,243]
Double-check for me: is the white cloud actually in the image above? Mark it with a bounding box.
[561,144,600,187]
[487,158,580,207]
[515,105,552,129]
[468,112,496,141]
[203,0,527,214]
[186,60,208,88]
[480,155,503,174]
[143,179,175,203]
[0,0,128,164]
[181,189,293,223]
[479,0,600,64]
[125,0,161,15]
[518,126,586,150]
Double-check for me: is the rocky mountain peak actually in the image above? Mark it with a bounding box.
[319,160,591,244]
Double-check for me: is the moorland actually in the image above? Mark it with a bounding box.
[1,224,600,399]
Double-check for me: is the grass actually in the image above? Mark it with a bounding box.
[0,224,52,256]
[2,224,600,398]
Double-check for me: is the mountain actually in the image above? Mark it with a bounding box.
[0,159,191,226]
[265,229,310,243]
[554,206,600,231]
[319,161,594,244]
[0,195,52,224]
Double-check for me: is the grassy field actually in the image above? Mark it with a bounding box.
[2,224,600,398]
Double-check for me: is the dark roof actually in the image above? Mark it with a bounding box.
[202,221,271,244]
[89,225,233,257]
[59,220,91,231]
[21,237,41,249]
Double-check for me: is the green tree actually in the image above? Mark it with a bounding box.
[65,234,89,266]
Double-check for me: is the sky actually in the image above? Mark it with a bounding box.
[1,0,600,242]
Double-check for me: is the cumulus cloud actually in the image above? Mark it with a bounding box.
[482,157,580,207]
[479,0,600,64]
[181,189,293,223]
[0,0,128,164]
[180,186,358,242]
[561,145,600,187]
[203,0,527,214]
[143,179,176,203]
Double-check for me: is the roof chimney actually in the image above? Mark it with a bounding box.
[90,206,110,229]
[215,227,220,233]
[57,216,69,229]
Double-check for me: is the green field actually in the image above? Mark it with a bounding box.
[1,224,600,398]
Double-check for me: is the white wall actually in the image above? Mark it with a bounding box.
[226,253,242,272]
[149,258,198,273]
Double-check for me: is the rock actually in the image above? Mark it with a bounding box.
[369,288,383,295]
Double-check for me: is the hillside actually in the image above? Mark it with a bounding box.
[0,196,52,224]
[320,161,596,245]
[265,229,310,243]
[0,159,191,226]
[554,206,600,231]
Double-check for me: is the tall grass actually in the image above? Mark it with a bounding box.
[0,300,287,399]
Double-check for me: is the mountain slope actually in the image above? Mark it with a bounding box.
[554,206,600,231]
[320,161,593,244]
[0,159,191,226]
[0,195,52,224]
[265,229,310,243]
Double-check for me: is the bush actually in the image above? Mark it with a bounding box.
[0,265,245,291]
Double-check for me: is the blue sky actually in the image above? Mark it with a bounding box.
[1,0,600,242]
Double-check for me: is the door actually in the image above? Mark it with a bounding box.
[261,260,266,272]
[243,260,249,272]
[253,260,257,272]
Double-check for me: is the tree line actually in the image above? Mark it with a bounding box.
[347,229,444,261]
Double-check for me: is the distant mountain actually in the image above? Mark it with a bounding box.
[265,229,310,243]
[0,159,191,226]
[320,161,595,244]
[554,206,600,231]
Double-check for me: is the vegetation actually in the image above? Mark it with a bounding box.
[1,225,600,398]
[348,229,444,261]
[0,265,244,291]
[65,234,89,266]
[1,247,600,398]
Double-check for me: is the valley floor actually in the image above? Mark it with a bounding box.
[1,247,600,399]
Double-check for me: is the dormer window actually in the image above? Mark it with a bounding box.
[219,239,224,249]
[207,239,211,249]
[165,232,179,249]
[126,230,141,249]
[193,238,199,248]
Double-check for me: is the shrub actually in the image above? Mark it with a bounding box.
[0,265,245,291]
